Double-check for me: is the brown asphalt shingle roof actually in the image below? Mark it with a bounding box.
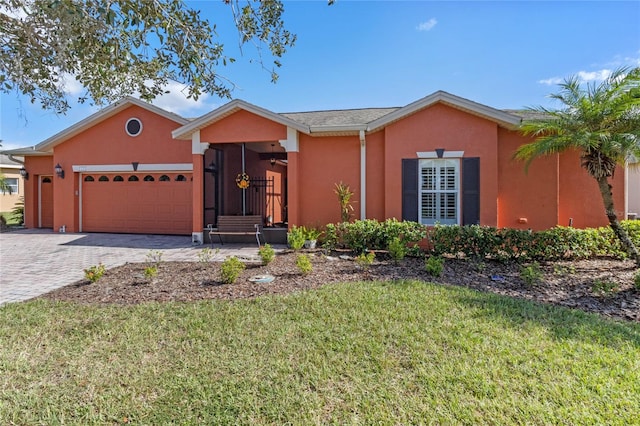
[281,107,400,127]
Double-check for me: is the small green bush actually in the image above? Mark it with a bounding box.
[197,247,215,263]
[425,256,444,277]
[258,244,275,265]
[146,250,164,264]
[591,279,619,297]
[520,262,543,286]
[220,257,246,284]
[84,263,106,283]
[355,251,375,269]
[287,226,306,250]
[144,265,158,280]
[296,254,312,275]
[388,237,406,263]
[634,271,640,291]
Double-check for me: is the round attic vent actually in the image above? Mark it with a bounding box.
[125,118,143,136]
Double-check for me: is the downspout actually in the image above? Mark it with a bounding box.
[359,130,366,220]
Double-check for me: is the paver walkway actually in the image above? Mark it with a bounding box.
[0,229,276,305]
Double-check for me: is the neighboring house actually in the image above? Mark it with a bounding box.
[2,92,635,244]
[0,154,24,214]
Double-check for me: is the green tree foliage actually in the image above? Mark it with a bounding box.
[0,0,301,113]
[515,67,640,265]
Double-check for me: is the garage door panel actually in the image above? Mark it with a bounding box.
[82,173,192,235]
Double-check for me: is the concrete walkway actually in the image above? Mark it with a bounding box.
[0,229,280,305]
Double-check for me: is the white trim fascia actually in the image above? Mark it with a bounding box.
[309,124,368,134]
[2,147,52,156]
[279,127,299,153]
[367,91,522,132]
[417,150,465,158]
[30,97,188,153]
[359,130,366,220]
[172,99,309,140]
[73,164,193,173]
[0,163,22,169]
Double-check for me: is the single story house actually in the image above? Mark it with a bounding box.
[3,91,635,244]
[0,154,25,215]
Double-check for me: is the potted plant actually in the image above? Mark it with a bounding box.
[303,226,322,249]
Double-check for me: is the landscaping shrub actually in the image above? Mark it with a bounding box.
[144,265,158,280]
[591,279,619,297]
[428,221,640,262]
[355,251,375,269]
[388,236,406,263]
[287,226,306,250]
[296,254,312,275]
[520,262,542,286]
[198,247,215,263]
[258,244,275,265]
[425,256,444,277]
[220,257,246,284]
[322,219,426,254]
[84,264,105,283]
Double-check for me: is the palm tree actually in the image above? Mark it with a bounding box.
[515,67,640,265]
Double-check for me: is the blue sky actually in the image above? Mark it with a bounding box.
[1,0,639,151]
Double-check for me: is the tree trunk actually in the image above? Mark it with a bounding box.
[596,176,640,265]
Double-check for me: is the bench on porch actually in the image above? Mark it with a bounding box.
[208,215,263,247]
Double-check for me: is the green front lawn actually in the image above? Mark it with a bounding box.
[1,281,638,424]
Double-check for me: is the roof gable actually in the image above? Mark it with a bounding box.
[367,91,522,132]
[172,99,309,140]
[5,97,189,155]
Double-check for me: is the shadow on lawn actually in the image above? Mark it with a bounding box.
[452,289,640,348]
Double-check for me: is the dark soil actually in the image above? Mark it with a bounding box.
[41,250,639,322]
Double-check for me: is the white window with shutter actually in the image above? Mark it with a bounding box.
[419,159,460,225]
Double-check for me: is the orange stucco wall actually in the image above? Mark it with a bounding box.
[497,129,559,230]
[200,110,287,143]
[383,103,500,225]
[558,149,625,228]
[365,131,386,220]
[295,134,361,227]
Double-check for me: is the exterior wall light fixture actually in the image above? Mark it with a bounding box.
[54,163,65,179]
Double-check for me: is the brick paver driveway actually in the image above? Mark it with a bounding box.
[0,229,263,305]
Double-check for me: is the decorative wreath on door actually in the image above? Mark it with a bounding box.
[235,172,250,189]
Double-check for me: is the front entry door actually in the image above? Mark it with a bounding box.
[39,176,54,228]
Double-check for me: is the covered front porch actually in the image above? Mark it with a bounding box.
[201,141,289,244]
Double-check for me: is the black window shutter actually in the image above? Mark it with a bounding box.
[402,159,419,222]
[462,157,480,225]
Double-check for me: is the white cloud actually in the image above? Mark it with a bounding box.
[417,18,438,32]
[539,68,614,86]
[148,81,218,117]
[576,69,612,82]
[538,77,563,86]
[61,74,85,96]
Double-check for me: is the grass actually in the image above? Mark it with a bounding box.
[1,281,639,425]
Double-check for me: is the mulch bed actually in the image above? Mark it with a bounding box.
[40,250,639,322]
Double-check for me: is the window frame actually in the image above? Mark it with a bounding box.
[418,158,460,225]
[2,177,19,194]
